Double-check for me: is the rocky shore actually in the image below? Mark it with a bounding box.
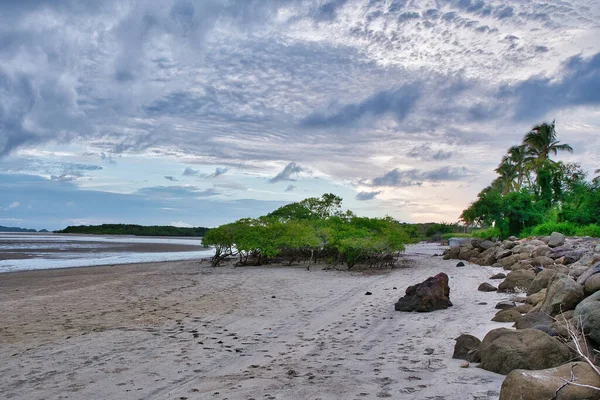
[443,233,600,399]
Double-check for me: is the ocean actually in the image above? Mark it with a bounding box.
[0,233,215,273]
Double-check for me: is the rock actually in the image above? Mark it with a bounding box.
[492,309,522,322]
[525,289,547,305]
[495,300,516,310]
[574,291,600,343]
[548,232,566,248]
[456,261,465,267]
[490,273,506,280]
[459,247,479,261]
[507,236,519,241]
[498,270,536,293]
[585,274,600,295]
[452,334,481,362]
[529,239,547,247]
[478,240,495,250]
[508,261,533,271]
[502,240,517,250]
[478,282,498,292]
[514,312,554,330]
[499,362,600,400]
[540,273,584,316]
[570,264,591,280]
[424,348,434,355]
[478,246,498,266]
[527,269,558,296]
[496,249,512,260]
[394,273,452,312]
[443,247,460,260]
[532,256,555,267]
[531,245,552,258]
[365,292,372,295]
[544,263,570,274]
[479,328,571,375]
[532,325,558,337]
[509,295,527,303]
[460,361,469,368]
[515,304,533,313]
[499,253,531,269]
[577,264,600,285]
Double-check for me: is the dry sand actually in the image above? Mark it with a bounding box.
[0,243,513,399]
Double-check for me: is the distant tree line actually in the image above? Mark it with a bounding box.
[460,121,600,238]
[57,224,209,237]
[202,194,413,268]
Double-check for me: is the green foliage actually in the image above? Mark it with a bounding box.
[441,233,471,240]
[425,223,453,238]
[203,195,409,268]
[576,224,600,238]
[57,224,209,237]
[471,227,502,240]
[521,222,600,238]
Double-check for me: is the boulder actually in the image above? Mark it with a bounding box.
[577,264,600,285]
[456,261,465,267]
[574,291,600,343]
[525,289,547,306]
[527,269,558,296]
[478,246,498,266]
[452,334,481,362]
[508,261,533,271]
[490,273,506,280]
[499,253,531,268]
[540,273,584,316]
[496,249,512,260]
[498,270,536,293]
[512,244,536,255]
[514,312,554,330]
[479,328,571,375]
[531,245,552,258]
[499,362,600,400]
[515,303,533,313]
[529,239,547,247]
[478,240,495,251]
[492,309,522,322]
[443,246,460,260]
[548,232,566,248]
[395,273,452,312]
[585,274,600,295]
[495,300,516,310]
[478,282,498,292]
[532,256,555,267]
[502,240,517,250]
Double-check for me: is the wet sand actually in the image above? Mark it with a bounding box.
[0,244,510,399]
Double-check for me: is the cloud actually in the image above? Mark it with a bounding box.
[182,167,199,176]
[406,144,454,161]
[206,167,229,178]
[356,191,380,201]
[164,175,178,181]
[284,184,296,192]
[269,162,305,183]
[301,84,421,128]
[7,201,19,209]
[369,166,471,187]
[170,221,193,228]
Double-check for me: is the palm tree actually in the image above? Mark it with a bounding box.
[523,120,573,165]
[494,144,532,194]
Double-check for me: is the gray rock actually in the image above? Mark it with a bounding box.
[498,270,536,293]
[531,245,552,258]
[574,291,600,343]
[527,269,558,296]
[584,274,600,295]
[492,309,522,322]
[548,232,566,248]
[495,300,516,310]
[496,249,512,260]
[540,273,584,316]
[490,273,506,280]
[499,362,600,400]
[499,253,531,269]
[576,264,600,285]
[479,240,495,250]
[531,256,555,267]
[514,312,554,330]
[480,328,571,375]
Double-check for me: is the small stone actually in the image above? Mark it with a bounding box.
[271,295,276,298]
[424,348,434,355]
[490,273,507,280]
[365,291,372,295]
[460,361,469,368]
[456,261,465,267]
[478,282,498,292]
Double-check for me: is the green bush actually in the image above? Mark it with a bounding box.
[441,233,471,240]
[471,227,502,240]
[526,221,578,237]
[576,224,600,238]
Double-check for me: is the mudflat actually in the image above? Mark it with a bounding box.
[0,244,509,399]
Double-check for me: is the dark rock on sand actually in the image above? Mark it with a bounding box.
[394,273,452,312]
[513,312,554,330]
[492,309,521,323]
[479,328,571,375]
[478,282,498,292]
[453,334,481,362]
[499,362,600,400]
[540,273,584,316]
[495,300,516,310]
[456,261,465,267]
[498,270,536,293]
[526,269,557,296]
[490,273,506,280]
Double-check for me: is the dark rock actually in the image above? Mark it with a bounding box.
[499,362,600,400]
[499,253,531,269]
[443,247,460,260]
[478,240,495,250]
[495,300,516,310]
[574,291,600,343]
[423,348,434,355]
[365,292,372,296]
[478,283,498,292]
[456,261,465,267]
[584,274,600,295]
[453,334,481,362]
[496,249,512,260]
[492,309,521,322]
[394,273,452,312]
[513,312,554,330]
[490,273,506,280]
[479,328,571,375]
[532,325,558,337]
[540,273,584,316]
[498,270,536,293]
[531,245,551,258]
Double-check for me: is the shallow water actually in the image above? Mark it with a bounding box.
[0,233,215,273]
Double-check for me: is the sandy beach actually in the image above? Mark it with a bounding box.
[0,243,510,399]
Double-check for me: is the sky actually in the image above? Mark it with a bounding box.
[0,0,599,231]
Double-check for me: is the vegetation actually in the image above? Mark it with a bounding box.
[202,194,413,268]
[461,120,600,238]
[0,225,39,233]
[57,224,209,237]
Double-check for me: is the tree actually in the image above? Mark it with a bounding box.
[523,121,573,166]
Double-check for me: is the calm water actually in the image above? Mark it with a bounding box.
[0,233,215,273]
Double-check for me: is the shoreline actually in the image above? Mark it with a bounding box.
[0,243,508,399]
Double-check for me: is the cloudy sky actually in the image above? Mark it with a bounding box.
[1,0,599,230]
